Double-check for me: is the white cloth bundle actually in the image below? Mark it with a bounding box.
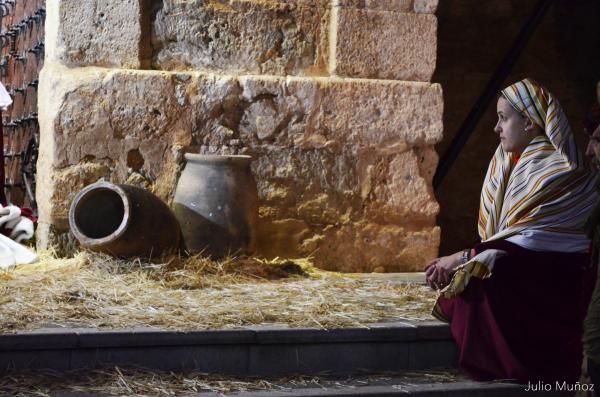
[0,233,38,269]
[0,81,12,111]
[0,204,38,269]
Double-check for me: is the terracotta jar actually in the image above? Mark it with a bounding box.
[172,154,258,258]
[69,182,181,258]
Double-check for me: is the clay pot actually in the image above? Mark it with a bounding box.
[172,154,258,258]
[69,182,181,258]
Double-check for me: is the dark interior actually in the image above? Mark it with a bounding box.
[434,0,600,254]
[74,188,126,239]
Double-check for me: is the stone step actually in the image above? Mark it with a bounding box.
[189,381,568,397]
[0,320,456,376]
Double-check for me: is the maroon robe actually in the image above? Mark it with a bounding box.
[435,239,595,383]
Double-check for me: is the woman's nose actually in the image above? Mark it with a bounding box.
[494,123,501,134]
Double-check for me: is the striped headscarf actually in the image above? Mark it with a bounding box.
[441,78,598,298]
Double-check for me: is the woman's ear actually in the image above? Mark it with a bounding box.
[524,117,536,132]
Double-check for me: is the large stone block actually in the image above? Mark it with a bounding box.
[46,0,144,68]
[46,163,112,222]
[251,146,362,222]
[40,66,441,190]
[251,146,438,223]
[196,76,443,151]
[38,65,193,223]
[335,1,438,14]
[35,222,79,257]
[37,65,113,224]
[336,0,413,12]
[313,223,440,272]
[315,78,444,147]
[359,149,439,223]
[332,9,437,81]
[413,0,439,14]
[38,67,441,271]
[253,146,440,271]
[52,70,192,178]
[259,0,330,6]
[152,0,330,76]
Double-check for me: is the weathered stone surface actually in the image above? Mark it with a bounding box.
[152,0,330,76]
[35,223,78,258]
[38,67,441,271]
[251,146,438,223]
[171,0,331,7]
[42,66,443,167]
[336,0,413,12]
[38,66,105,225]
[252,146,440,271]
[256,218,312,259]
[314,223,440,272]
[259,220,441,272]
[54,70,191,202]
[360,149,439,223]
[47,0,144,68]
[251,0,330,7]
[336,0,438,13]
[414,146,438,185]
[413,0,439,14]
[198,76,443,151]
[251,146,361,222]
[333,9,437,81]
[50,163,112,221]
[316,79,444,147]
[38,65,192,224]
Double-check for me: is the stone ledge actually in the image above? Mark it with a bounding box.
[0,321,456,375]
[2,321,450,350]
[413,320,453,340]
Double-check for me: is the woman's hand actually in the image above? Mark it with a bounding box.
[425,251,464,290]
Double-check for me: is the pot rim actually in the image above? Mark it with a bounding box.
[68,181,131,246]
[184,153,253,164]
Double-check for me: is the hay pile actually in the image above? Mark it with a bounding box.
[0,367,461,396]
[0,252,437,332]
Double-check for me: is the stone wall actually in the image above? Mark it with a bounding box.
[38,0,442,272]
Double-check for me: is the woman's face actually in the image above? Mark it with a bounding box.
[494,96,532,155]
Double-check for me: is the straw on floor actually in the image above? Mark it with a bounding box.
[0,366,461,396]
[0,251,437,333]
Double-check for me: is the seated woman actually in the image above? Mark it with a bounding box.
[427,78,598,383]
